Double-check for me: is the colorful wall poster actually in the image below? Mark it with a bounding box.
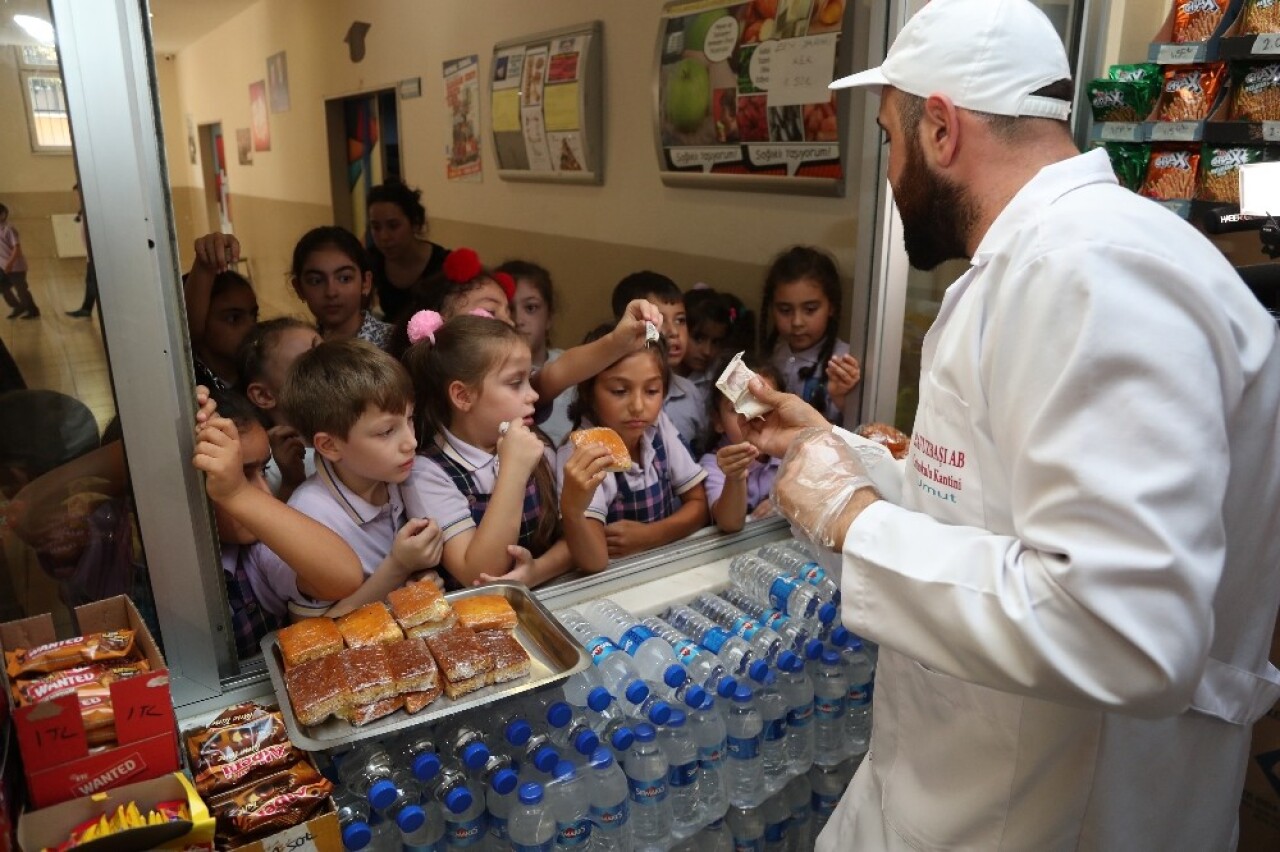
[249,80,270,152]
[657,0,847,184]
[443,54,482,182]
[267,51,290,113]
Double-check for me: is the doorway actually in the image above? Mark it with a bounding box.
[196,122,231,233]
[325,89,400,239]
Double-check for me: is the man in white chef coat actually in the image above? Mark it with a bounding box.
[743,0,1280,849]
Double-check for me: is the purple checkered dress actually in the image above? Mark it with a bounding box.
[224,547,283,657]
[421,442,546,590]
[607,426,676,524]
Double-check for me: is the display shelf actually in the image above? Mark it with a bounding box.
[1147,0,1244,63]
[1216,32,1280,60]
[1204,120,1280,144]
[1090,121,1206,144]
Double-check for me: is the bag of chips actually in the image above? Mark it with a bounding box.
[1197,145,1264,202]
[1105,143,1152,192]
[1241,0,1280,35]
[1156,63,1227,121]
[1089,81,1148,122]
[1231,63,1280,121]
[1173,0,1230,43]
[1140,146,1201,200]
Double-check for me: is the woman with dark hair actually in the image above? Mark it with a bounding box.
[366,179,451,323]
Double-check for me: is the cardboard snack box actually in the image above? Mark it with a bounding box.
[223,804,339,852]
[0,596,179,809]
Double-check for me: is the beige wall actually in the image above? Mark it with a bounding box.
[155,0,873,347]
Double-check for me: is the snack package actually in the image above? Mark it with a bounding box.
[1088,80,1148,122]
[11,659,149,706]
[1156,63,1227,121]
[49,799,190,851]
[1197,145,1264,202]
[1172,0,1230,43]
[5,629,136,678]
[1230,63,1280,121]
[208,760,331,842]
[716,351,774,419]
[184,703,301,796]
[1140,146,1202,200]
[1104,142,1153,192]
[1242,0,1280,33]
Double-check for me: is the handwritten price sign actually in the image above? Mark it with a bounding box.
[1253,34,1280,55]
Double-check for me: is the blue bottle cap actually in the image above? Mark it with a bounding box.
[461,741,490,770]
[367,779,397,811]
[492,767,519,795]
[785,654,806,674]
[341,821,371,850]
[411,752,441,782]
[818,602,838,624]
[822,649,842,665]
[748,659,771,682]
[587,686,612,712]
[663,665,688,689]
[633,722,656,742]
[589,746,615,768]
[666,709,686,728]
[518,782,544,806]
[610,726,635,752]
[504,719,532,747]
[573,729,600,755]
[830,626,851,647]
[648,700,672,726]
[547,701,572,729]
[443,786,473,814]
[847,636,864,651]
[683,684,707,708]
[777,650,799,671]
[553,759,577,780]
[395,804,426,833]
[532,744,561,774]
[698,693,716,712]
[803,639,825,662]
[733,685,753,703]
[761,670,777,687]
[625,680,650,705]
[716,676,738,698]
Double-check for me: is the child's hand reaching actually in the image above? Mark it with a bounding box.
[716,441,759,482]
[192,416,248,504]
[561,443,614,516]
[391,518,444,576]
[827,353,862,408]
[195,385,218,426]
[614,299,665,351]
[605,520,653,558]
[267,425,307,489]
[474,545,538,587]
[495,419,545,478]
[193,232,241,273]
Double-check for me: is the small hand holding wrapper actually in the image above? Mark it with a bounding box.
[773,427,880,550]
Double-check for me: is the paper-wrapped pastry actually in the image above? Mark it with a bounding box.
[716,351,774,419]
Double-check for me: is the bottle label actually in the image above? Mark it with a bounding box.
[848,681,873,706]
[815,696,846,720]
[557,818,593,846]
[668,760,700,787]
[700,627,731,654]
[733,838,765,852]
[489,816,508,841]
[672,639,701,665]
[768,576,801,613]
[448,814,487,846]
[510,841,553,852]
[801,562,827,585]
[730,615,762,640]
[764,819,789,842]
[812,791,841,819]
[589,800,629,831]
[619,625,657,655]
[763,611,791,632]
[726,734,761,760]
[585,636,621,666]
[763,717,787,742]
[628,775,668,805]
[787,704,813,727]
[699,739,726,766]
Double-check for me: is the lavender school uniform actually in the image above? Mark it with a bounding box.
[771,337,851,424]
[557,411,707,525]
[699,443,781,514]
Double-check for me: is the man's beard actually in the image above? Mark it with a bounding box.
[893,133,976,271]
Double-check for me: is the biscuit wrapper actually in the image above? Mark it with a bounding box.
[716,351,774,419]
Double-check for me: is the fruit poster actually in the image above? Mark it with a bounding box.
[491,22,602,183]
[443,54,483,182]
[658,0,849,190]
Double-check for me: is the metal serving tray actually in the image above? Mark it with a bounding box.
[261,582,590,753]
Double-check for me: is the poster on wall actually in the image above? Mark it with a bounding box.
[656,0,851,195]
[443,54,483,182]
[490,21,602,184]
[249,80,271,152]
[267,51,290,113]
[185,113,197,165]
[236,128,253,165]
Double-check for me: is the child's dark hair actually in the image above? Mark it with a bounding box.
[0,203,8,217]
[685,289,756,368]
[386,264,508,358]
[569,324,671,429]
[237,317,317,387]
[208,386,261,433]
[761,245,842,413]
[211,270,254,301]
[279,338,412,442]
[290,226,370,283]
[366,179,427,232]
[611,271,682,319]
[403,315,560,555]
[497,260,554,316]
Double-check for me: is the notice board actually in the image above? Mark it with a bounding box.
[655,0,855,195]
[491,21,603,184]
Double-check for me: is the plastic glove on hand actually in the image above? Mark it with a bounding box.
[772,427,880,550]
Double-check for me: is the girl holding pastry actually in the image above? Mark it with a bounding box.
[701,362,785,532]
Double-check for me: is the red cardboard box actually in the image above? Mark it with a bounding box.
[0,596,179,809]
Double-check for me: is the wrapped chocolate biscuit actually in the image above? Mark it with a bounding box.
[185,703,301,796]
[209,759,331,842]
[11,658,149,706]
[5,629,136,678]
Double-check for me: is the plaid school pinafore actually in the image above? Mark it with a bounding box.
[421,443,546,591]
[606,427,676,524]
[224,547,282,658]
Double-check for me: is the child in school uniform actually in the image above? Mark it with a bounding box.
[558,327,709,572]
[184,232,259,390]
[291,227,393,350]
[700,363,785,533]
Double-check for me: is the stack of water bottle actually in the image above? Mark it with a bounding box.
[324,537,873,850]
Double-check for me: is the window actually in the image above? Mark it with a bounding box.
[16,45,72,152]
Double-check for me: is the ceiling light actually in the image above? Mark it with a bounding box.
[14,14,54,45]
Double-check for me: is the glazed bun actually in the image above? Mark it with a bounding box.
[854,422,911,460]
[570,427,632,472]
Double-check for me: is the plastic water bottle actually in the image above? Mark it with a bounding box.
[625,723,673,847]
[775,652,815,774]
[758,541,841,606]
[335,788,373,850]
[663,606,770,683]
[782,774,812,852]
[812,650,848,765]
[442,775,487,848]
[761,791,790,851]
[543,760,592,848]
[729,554,822,621]
[839,633,875,758]
[438,722,491,772]
[582,600,707,708]
[482,703,533,751]
[754,670,790,787]
[540,700,601,759]
[808,762,845,837]
[560,665,606,709]
[390,731,443,784]
[586,746,632,851]
[659,709,703,835]
[717,588,815,654]
[642,616,739,697]
[374,770,426,834]
[427,767,474,816]
[483,772,517,851]
[337,743,397,809]
[472,750,520,796]
[691,594,785,663]
[724,685,764,807]
[579,691,637,757]
[726,804,765,851]
[701,816,734,851]
[689,693,729,817]
[557,609,672,724]
[508,782,555,852]
[366,815,400,852]
[401,798,446,851]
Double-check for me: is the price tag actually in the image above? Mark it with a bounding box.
[1263,122,1280,142]
[1100,122,1142,142]
[261,823,318,852]
[1150,121,1201,142]
[1157,43,1199,64]
[1253,33,1280,55]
